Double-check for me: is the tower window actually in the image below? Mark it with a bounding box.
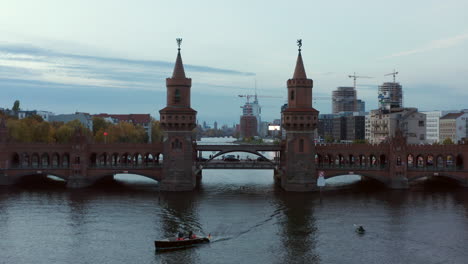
[290,90,295,100]
[174,89,181,103]
[299,139,304,152]
[171,139,183,150]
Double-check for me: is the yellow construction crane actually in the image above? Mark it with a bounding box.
[348,72,372,89]
[348,72,372,112]
[385,69,399,83]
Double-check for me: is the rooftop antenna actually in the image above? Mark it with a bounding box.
[385,69,399,83]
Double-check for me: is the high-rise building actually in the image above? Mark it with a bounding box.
[439,112,468,143]
[317,114,335,141]
[332,116,347,141]
[346,115,365,141]
[241,95,261,134]
[378,82,403,110]
[422,110,459,144]
[356,100,365,113]
[240,115,258,138]
[332,87,356,113]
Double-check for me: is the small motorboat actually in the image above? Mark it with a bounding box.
[154,236,211,251]
[355,226,365,235]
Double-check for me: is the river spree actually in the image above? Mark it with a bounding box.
[1,138,468,264]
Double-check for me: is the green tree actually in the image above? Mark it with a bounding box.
[12,100,20,112]
[443,138,454,145]
[151,120,163,143]
[325,135,334,143]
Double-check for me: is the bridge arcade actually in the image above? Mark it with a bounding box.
[1,41,468,191]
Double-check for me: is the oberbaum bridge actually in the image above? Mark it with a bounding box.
[1,40,468,192]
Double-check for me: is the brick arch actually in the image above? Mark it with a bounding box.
[89,153,98,166]
[61,153,70,168]
[92,171,162,183]
[416,155,424,168]
[51,152,60,167]
[41,153,50,167]
[11,153,20,168]
[205,150,271,164]
[408,173,466,185]
[426,154,434,167]
[111,153,120,166]
[21,152,30,167]
[134,153,143,165]
[31,153,40,168]
[98,152,108,166]
[358,154,367,167]
[324,172,388,185]
[407,154,414,168]
[436,155,444,168]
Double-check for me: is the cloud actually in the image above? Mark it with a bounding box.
[0,43,255,93]
[382,32,468,59]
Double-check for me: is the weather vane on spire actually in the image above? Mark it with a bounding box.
[297,39,302,52]
[176,38,182,51]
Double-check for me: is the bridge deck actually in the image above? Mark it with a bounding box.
[196,144,281,152]
[198,161,277,169]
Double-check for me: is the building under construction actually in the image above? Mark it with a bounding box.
[239,95,261,138]
[378,82,403,110]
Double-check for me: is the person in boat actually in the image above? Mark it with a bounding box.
[177,232,185,241]
[187,231,197,239]
[357,226,365,233]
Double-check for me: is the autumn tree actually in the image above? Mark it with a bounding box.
[151,120,163,143]
[92,117,110,136]
[443,138,454,145]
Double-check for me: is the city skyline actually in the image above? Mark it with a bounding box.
[1,0,468,123]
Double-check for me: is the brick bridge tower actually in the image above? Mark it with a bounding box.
[280,40,319,191]
[159,39,198,191]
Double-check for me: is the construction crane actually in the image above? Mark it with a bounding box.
[238,94,282,103]
[348,72,372,89]
[348,72,372,112]
[385,69,399,83]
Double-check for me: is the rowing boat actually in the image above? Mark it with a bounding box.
[154,236,210,251]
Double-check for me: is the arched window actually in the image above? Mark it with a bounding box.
[174,89,181,103]
[290,90,295,101]
[396,156,402,166]
[172,139,182,150]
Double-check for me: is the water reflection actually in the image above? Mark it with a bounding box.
[156,191,202,264]
[273,190,319,264]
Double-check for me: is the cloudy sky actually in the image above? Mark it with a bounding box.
[1,0,467,125]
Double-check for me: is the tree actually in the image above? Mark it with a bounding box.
[443,138,454,145]
[353,139,367,144]
[92,117,110,135]
[325,135,334,143]
[151,120,163,143]
[12,100,20,112]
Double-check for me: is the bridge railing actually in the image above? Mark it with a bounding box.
[9,164,70,169]
[89,164,163,169]
[316,164,387,170]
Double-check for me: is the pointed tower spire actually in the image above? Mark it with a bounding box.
[292,39,307,79]
[172,38,186,79]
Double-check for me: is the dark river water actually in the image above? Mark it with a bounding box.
[1,138,468,264]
